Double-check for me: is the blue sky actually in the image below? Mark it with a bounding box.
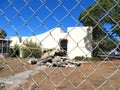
[0,0,96,39]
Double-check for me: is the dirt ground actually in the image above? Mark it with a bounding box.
[0,58,36,78]
[0,58,120,90]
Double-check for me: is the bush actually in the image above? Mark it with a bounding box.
[22,41,42,58]
[75,56,84,60]
[75,56,101,61]
[9,45,20,57]
[90,57,101,61]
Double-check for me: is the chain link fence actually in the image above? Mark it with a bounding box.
[0,0,120,90]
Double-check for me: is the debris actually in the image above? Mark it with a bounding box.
[40,57,52,63]
[29,49,81,67]
[31,60,37,65]
[28,58,38,65]
[38,56,81,67]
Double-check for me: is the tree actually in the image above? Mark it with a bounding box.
[78,0,120,38]
[0,29,7,39]
[78,0,120,56]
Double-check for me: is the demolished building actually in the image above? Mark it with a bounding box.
[10,26,92,59]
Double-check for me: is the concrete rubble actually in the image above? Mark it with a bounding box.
[28,49,81,67]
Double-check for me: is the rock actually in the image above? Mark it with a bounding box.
[65,63,70,68]
[56,62,62,67]
[46,62,52,67]
[64,60,81,67]
[40,57,53,63]
[28,58,38,65]
[74,62,81,67]
[41,49,58,59]
[31,60,37,65]
[41,49,66,59]
[54,50,66,56]
[37,62,45,66]
[38,51,81,67]
[52,56,61,62]
[41,52,50,59]
[49,49,58,56]
[52,62,57,67]
[61,57,70,61]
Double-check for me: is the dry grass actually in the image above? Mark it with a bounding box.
[0,58,35,78]
[24,59,120,90]
[0,58,120,90]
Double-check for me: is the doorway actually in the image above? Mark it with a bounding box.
[59,39,68,52]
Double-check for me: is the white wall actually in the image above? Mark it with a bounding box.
[36,28,66,49]
[10,27,93,58]
[10,28,66,49]
[67,27,92,59]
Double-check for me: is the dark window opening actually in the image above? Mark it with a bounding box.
[59,39,68,52]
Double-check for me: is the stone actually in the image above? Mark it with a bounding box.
[52,56,61,62]
[28,58,38,65]
[40,57,53,63]
[41,52,50,59]
[52,62,58,67]
[42,49,66,58]
[31,60,37,65]
[46,62,52,67]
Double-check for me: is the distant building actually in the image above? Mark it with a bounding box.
[10,26,93,59]
[0,38,11,58]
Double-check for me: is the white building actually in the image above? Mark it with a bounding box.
[10,26,92,59]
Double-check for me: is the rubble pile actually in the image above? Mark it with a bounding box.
[28,49,81,67]
[39,56,81,67]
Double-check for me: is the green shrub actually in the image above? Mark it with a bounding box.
[9,44,20,57]
[75,56,84,60]
[75,56,101,61]
[89,57,101,61]
[22,41,42,58]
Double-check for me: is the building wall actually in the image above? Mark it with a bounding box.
[10,28,66,49]
[67,27,92,59]
[10,27,93,58]
[10,28,67,57]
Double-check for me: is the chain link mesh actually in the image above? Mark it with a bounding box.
[0,0,120,90]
